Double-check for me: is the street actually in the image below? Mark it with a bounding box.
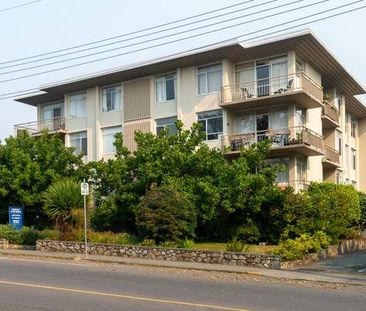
[0,256,365,311]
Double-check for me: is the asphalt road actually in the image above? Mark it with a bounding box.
[0,256,365,311]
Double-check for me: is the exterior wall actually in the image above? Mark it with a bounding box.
[304,62,321,86]
[123,78,151,122]
[359,117,366,192]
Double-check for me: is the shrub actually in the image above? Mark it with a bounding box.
[141,239,156,247]
[87,231,137,245]
[282,183,361,243]
[159,241,178,248]
[225,237,252,253]
[42,179,84,232]
[177,238,194,249]
[236,224,260,244]
[135,185,196,243]
[0,225,20,244]
[40,229,62,241]
[359,192,366,230]
[275,232,331,261]
[91,196,118,232]
[19,227,43,245]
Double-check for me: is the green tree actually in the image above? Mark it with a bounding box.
[135,185,196,243]
[0,131,81,227]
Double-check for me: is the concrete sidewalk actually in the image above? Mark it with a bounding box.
[0,248,365,286]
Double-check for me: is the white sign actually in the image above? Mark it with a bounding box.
[81,182,89,196]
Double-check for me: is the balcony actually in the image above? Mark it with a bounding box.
[277,180,310,192]
[322,145,340,168]
[321,100,340,128]
[220,73,323,110]
[223,126,323,157]
[14,117,66,137]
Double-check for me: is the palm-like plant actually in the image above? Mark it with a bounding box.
[43,179,84,232]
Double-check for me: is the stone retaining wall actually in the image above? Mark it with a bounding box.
[281,239,366,269]
[0,239,8,249]
[36,240,281,269]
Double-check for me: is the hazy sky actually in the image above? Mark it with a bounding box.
[1,0,366,141]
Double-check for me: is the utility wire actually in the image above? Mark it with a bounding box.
[0,0,283,71]
[0,0,41,13]
[0,0,326,76]
[0,0,256,65]
[0,2,365,99]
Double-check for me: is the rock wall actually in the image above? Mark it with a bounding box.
[0,239,8,249]
[36,240,281,269]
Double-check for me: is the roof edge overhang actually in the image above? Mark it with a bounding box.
[14,30,366,117]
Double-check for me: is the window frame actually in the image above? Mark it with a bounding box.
[155,116,178,136]
[101,85,121,113]
[68,92,87,119]
[69,131,88,157]
[351,117,356,138]
[197,109,223,141]
[102,126,122,155]
[196,63,223,96]
[155,72,177,103]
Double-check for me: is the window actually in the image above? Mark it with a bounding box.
[276,161,289,184]
[102,86,121,112]
[295,58,304,73]
[156,73,176,102]
[156,117,177,136]
[336,171,342,184]
[335,90,342,111]
[296,158,307,181]
[295,108,306,127]
[102,126,122,154]
[335,130,342,155]
[351,117,356,138]
[198,109,223,140]
[197,64,222,95]
[345,145,349,173]
[69,93,86,118]
[352,149,356,171]
[69,132,87,156]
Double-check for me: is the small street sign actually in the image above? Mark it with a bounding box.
[81,182,89,196]
[9,206,23,231]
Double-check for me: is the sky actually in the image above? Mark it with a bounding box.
[0,0,366,141]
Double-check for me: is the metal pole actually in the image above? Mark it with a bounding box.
[83,179,88,259]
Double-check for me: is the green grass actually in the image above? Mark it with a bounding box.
[193,242,278,254]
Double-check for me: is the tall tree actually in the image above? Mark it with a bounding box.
[0,131,82,227]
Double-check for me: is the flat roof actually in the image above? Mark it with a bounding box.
[16,30,366,117]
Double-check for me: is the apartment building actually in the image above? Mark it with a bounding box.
[14,30,366,192]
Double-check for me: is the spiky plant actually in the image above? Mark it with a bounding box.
[42,179,84,232]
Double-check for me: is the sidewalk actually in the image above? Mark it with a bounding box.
[0,248,365,286]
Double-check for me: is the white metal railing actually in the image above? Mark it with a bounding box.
[223,126,323,152]
[220,72,323,104]
[14,117,66,135]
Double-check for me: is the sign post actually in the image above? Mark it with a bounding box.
[9,206,23,231]
[81,179,89,259]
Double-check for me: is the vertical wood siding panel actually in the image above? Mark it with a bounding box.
[124,119,151,152]
[123,78,151,121]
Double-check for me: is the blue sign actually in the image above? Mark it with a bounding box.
[9,206,23,231]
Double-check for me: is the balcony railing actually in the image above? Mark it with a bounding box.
[220,72,323,106]
[323,145,340,166]
[224,126,323,153]
[14,117,66,135]
[322,100,340,125]
[277,180,310,192]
